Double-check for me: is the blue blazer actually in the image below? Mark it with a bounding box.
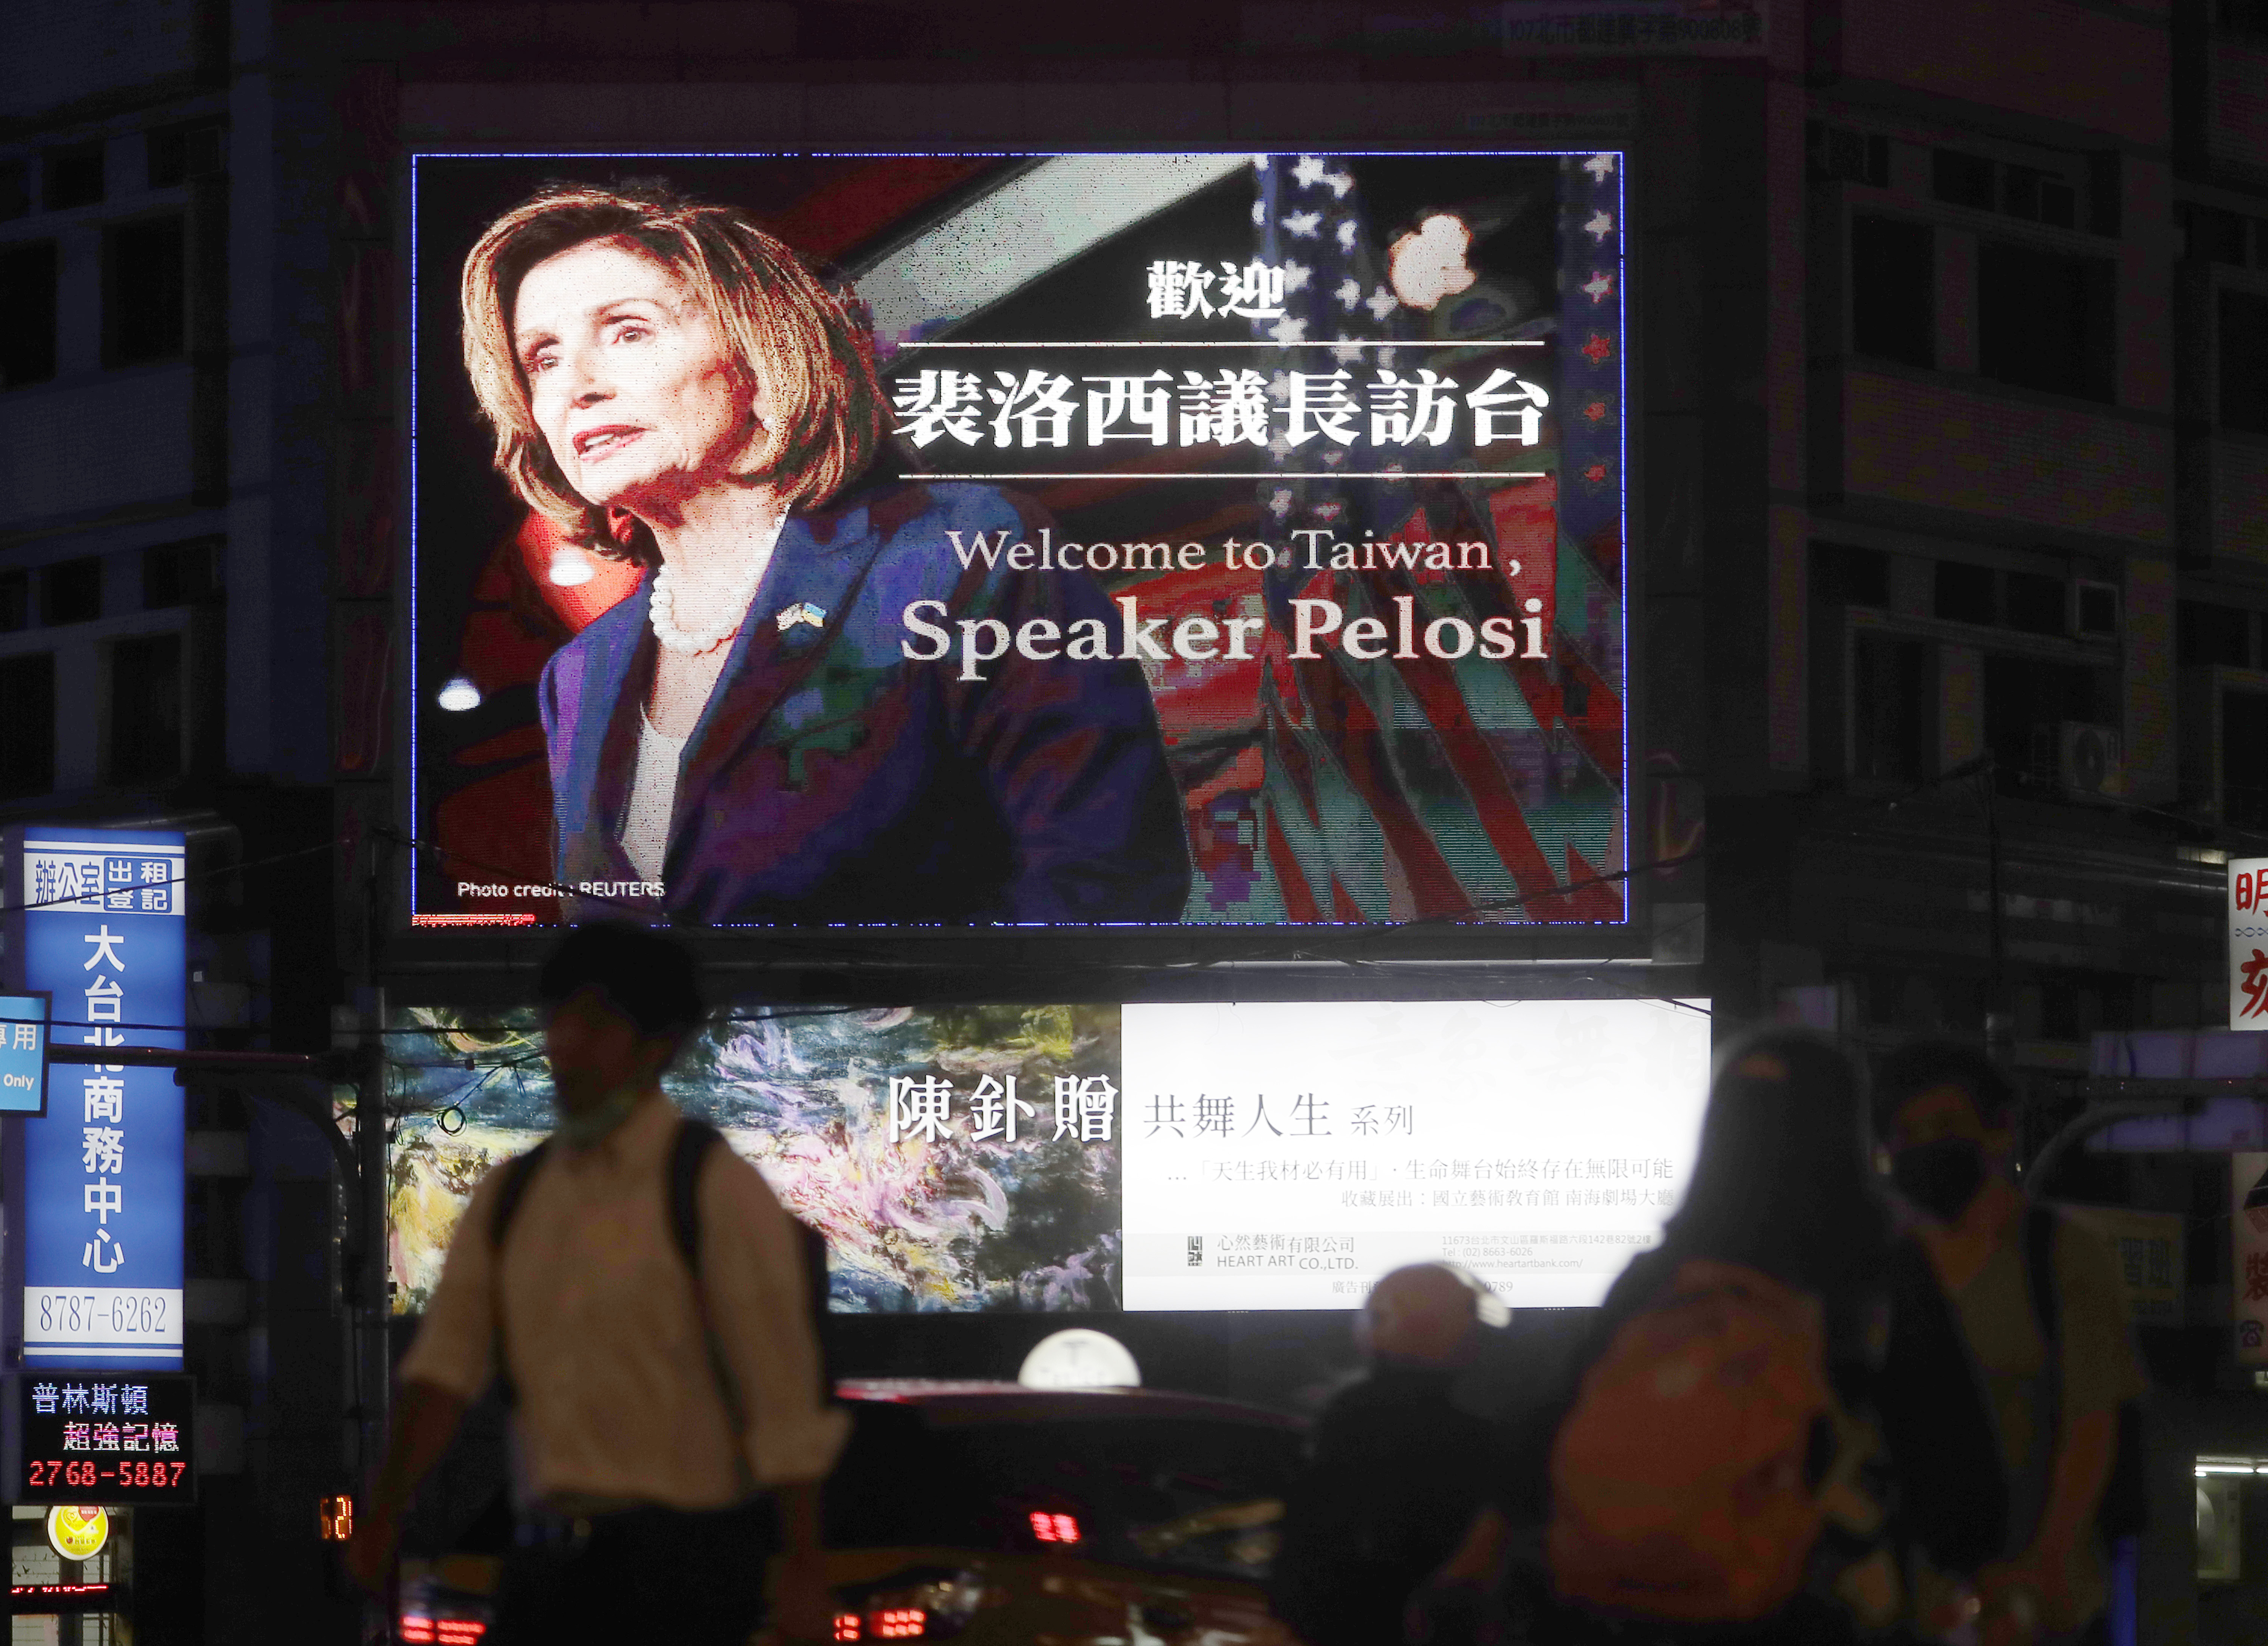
[538,481,1192,926]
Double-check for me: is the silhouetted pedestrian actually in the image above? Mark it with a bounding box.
[1425,1030,1923,1645]
[347,922,841,1646]
[1875,1041,2146,1646]
[1273,1263,1506,1646]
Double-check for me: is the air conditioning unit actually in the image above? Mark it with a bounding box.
[2055,721,2124,801]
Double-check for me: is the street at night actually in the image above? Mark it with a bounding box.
[0,2,2263,1641]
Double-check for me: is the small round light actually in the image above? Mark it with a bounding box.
[548,547,595,587]
[1018,1328,1139,1390]
[436,677,482,713]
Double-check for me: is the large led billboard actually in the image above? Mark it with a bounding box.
[386,996,1707,1315]
[411,151,1630,930]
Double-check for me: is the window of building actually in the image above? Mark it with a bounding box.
[2189,206,2254,267]
[1808,122,1888,188]
[2004,571,2067,636]
[2003,166,2077,229]
[1813,542,1890,608]
[0,571,25,633]
[2075,581,2119,638]
[43,145,103,212]
[144,121,225,189]
[0,161,27,223]
[0,653,56,799]
[2084,152,2122,239]
[1853,633,1932,784]
[2225,691,2268,832]
[141,537,220,609]
[1850,216,1934,369]
[1934,561,1998,626]
[0,241,57,389]
[41,558,100,626]
[108,632,182,785]
[1977,242,2116,401]
[2180,601,2253,668]
[1933,149,1998,211]
[105,217,186,367]
[2223,290,2268,435]
[2223,0,2268,41]
[1983,654,2111,795]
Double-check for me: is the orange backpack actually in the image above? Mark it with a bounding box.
[1546,1259,1873,1625]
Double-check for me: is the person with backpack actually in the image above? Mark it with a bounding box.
[1425,1029,1926,1646]
[344,922,843,1645]
[1873,1041,2147,1646]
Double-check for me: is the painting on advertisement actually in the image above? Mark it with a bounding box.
[388,1003,1125,1315]
[409,151,1629,931]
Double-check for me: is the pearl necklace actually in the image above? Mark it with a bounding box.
[646,519,787,656]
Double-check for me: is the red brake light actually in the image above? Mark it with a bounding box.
[399,1612,482,1644]
[835,1613,863,1642]
[1028,1511,1081,1544]
[874,1608,926,1639]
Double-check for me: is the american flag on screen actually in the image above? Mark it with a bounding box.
[1204,153,1625,926]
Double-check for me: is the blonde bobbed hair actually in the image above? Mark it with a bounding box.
[460,180,886,565]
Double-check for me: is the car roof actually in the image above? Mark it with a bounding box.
[834,1378,1304,1433]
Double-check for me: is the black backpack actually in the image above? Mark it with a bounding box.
[486,1116,833,1417]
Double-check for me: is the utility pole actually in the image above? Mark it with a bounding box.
[1982,751,2011,1061]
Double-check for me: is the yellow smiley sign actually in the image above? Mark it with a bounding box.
[46,1504,107,1562]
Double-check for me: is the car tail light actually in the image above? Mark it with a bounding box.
[1029,1511,1081,1545]
[399,1614,485,1644]
[835,1568,984,1641]
[834,1606,931,1640]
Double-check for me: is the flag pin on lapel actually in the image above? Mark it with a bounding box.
[775,601,826,632]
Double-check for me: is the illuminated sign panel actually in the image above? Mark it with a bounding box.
[3,827,188,1370]
[0,994,50,1116]
[1119,998,1709,1308]
[13,1372,196,1505]
[411,151,1630,932]
[388,996,1706,1315]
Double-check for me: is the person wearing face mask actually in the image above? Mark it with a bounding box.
[345,923,842,1645]
[1872,1041,2146,1646]
[1270,1263,1506,1646]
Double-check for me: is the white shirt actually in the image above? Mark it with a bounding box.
[398,1095,848,1508]
[620,713,688,885]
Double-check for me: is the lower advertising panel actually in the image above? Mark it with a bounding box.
[388,996,1709,1315]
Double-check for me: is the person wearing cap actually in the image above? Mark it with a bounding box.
[1874,1040,2146,1646]
[1270,1262,1505,1646]
[345,922,842,1645]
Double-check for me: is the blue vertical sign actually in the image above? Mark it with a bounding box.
[2,828,185,1370]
